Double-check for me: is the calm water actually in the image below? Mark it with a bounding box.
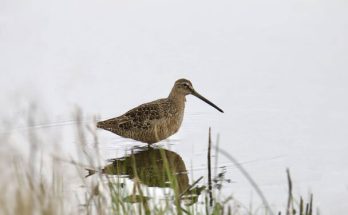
[1,0,348,213]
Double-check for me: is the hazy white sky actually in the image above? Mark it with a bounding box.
[1,0,348,214]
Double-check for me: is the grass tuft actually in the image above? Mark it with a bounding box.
[0,110,317,215]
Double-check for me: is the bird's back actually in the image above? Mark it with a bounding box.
[97,98,185,144]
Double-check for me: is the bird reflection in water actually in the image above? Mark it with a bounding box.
[86,147,205,206]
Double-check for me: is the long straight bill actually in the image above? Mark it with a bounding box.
[192,91,224,113]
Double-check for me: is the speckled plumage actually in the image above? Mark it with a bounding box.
[97,79,223,144]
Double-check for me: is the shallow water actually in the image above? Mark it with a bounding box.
[1,0,348,213]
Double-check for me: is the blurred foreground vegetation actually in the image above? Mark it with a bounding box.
[0,111,315,215]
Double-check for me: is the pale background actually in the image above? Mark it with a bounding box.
[1,0,348,214]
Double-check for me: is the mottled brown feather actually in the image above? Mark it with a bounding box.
[97,98,184,144]
[97,78,223,144]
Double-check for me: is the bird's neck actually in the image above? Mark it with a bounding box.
[168,90,186,106]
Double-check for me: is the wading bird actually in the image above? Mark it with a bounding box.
[97,79,223,144]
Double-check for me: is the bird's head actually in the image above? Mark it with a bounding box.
[173,79,195,95]
[170,78,224,113]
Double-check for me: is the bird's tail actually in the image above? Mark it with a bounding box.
[96,118,120,133]
[96,121,104,128]
[96,119,116,129]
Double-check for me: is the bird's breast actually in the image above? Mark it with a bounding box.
[157,106,185,139]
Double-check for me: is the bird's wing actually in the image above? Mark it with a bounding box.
[120,99,171,131]
[98,99,172,132]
